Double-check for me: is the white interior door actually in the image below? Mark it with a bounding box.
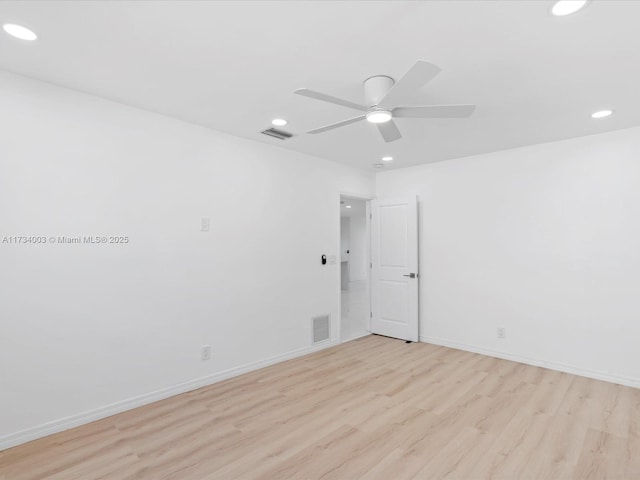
[371,196,419,342]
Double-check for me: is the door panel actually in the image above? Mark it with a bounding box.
[371,196,419,342]
[380,205,407,266]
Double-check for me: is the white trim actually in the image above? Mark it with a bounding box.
[420,335,640,389]
[0,339,338,451]
[337,191,373,344]
[338,191,375,201]
[365,201,372,332]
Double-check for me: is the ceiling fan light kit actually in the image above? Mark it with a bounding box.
[366,110,393,124]
[294,60,476,143]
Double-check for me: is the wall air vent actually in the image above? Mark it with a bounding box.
[261,128,293,140]
[312,315,330,344]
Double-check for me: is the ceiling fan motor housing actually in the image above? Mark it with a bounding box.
[363,75,394,107]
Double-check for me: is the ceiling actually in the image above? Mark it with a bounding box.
[1,1,639,171]
[340,197,366,218]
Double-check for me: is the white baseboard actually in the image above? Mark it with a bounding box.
[420,335,640,390]
[0,340,338,452]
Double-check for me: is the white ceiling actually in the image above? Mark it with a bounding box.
[340,196,366,218]
[1,1,639,171]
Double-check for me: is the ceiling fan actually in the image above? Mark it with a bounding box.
[294,60,476,143]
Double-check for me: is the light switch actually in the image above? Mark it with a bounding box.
[201,217,210,232]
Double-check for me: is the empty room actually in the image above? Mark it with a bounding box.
[1,1,639,479]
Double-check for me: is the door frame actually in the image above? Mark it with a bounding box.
[337,191,374,343]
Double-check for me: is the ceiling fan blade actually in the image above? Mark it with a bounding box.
[377,61,442,109]
[393,104,476,118]
[307,115,366,134]
[377,120,402,143]
[294,88,368,112]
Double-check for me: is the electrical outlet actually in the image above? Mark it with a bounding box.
[201,217,210,232]
[497,327,506,339]
[201,345,211,361]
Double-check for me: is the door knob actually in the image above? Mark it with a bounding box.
[403,273,417,278]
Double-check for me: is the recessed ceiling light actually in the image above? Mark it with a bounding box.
[551,0,588,17]
[271,118,287,127]
[3,24,37,41]
[382,156,393,162]
[591,109,613,119]
[366,110,393,124]
[346,205,352,209]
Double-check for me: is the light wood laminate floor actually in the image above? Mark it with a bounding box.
[1,335,639,479]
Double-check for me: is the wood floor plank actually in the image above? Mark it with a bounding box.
[573,428,628,480]
[470,409,552,479]
[624,387,640,478]
[411,426,497,479]
[359,448,427,480]
[1,334,638,480]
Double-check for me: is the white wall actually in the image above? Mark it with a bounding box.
[340,217,350,263]
[377,127,640,388]
[0,71,375,449]
[348,205,368,282]
[340,216,350,289]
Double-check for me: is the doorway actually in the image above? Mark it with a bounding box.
[339,195,370,342]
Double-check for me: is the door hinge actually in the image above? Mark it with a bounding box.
[370,262,372,268]
[370,312,372,318]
